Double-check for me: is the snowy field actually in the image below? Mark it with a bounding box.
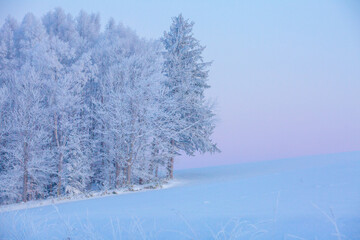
[1,152,359,240]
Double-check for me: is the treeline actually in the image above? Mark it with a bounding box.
[0,9,217,204]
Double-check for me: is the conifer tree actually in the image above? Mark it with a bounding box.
[161,14,218,178]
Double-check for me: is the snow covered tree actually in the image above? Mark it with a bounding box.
[92,22,137,188]
[0,17,18,204]
[42,8,93,196]
[8,64,53,202]
[161,14,218,178]
[0,17,18,166]
[93,21,166,187]
[0,10,218,205]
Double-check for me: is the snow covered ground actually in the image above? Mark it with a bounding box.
[1,151,359,239]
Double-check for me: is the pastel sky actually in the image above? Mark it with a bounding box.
[1,0,359,169]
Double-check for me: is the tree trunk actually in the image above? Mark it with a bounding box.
[54,113,63,197]
[29,176,36,200]
[22,142,28,202]
[115,162,121,188]
[148,161,154,181]
[126,158,131,185]
[168,157,174,179]
[126,141,134,185]
[57,153,63,196]
[109,170,112,189]
[168,140,175,179]
[155,165,158,179]
[149,141,159,181]
[122,167,126,185]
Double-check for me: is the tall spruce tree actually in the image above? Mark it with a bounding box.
[161,14,218,178]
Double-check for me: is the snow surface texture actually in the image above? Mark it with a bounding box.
[1,152,359,239]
